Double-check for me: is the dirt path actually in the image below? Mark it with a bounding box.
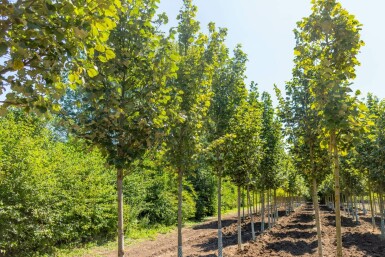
[93,204,385,256]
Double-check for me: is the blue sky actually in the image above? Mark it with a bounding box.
[158,0,385,101]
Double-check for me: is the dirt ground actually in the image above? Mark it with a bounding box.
[97,204,385,257]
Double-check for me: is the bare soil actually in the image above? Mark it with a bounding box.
[96,204,385,256]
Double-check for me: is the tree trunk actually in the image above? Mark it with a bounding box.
[217,171,223,257]
[268,189,271,229]
[242,188,245,222]
[247,185,250,218]
[354,194,359,223]
[177,168,183,257]
[247,185,256,240]
[237,185,243,250]
[361,196,367,215]
[342,194,347,216]
[255,192,259,215]
[286,192,289,215]
[331,131,342,257]
[261,190,265,232]
[380,190,385,240]
[274,189,278,224]
[117,168,125,257]
[252,191,256,215]
[312,178,323,257]
[369,186,376,231]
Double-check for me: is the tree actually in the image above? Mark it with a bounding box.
[0,0,122,112]
[60,1,177,256]
[278,70,330,256]
[258,91,281,232]
[206,44,248,257]
[166,1,217,256]
[294,1,364,255]
[226,91,263,250]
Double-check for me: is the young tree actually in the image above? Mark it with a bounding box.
[294,1,364,255]
[206,44,248,257]
[166,1,218,256]
[226,91,263,250]
[258,92,281,231]
[278,72,330,256]
[60,2,177,256]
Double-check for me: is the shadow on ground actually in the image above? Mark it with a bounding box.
[342,232,385,257]
[265,239,318,256]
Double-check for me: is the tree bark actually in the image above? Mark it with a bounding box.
[117,168,125,257]
[268,189,271,229]
[331,131,342,257]
[237,185,243,250]
[247,185,255,240]
[312,178,323,257]
[177,168,183,257]
[247,185,250,218]
[261,190,265,232]
[369,186,376,231]
[354,194,359,223]
[380,190,385,240]
[274,189,278,224]
[217,170,223,257]
[242,188,245,222]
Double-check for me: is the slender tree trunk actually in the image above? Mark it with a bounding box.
[361,196,367,215]
[380,190,385,240]
[247,185,256,240]
[177,168,183,257]
[268,189,271,229]
[331,131,342,257]
[286,192,289,215]
[312,178,324,257]
[237,186,243,250]
[369,186,376,231]
[252,191,256,215]
[217,169,223,257]
[255,192,259,215]
[242,188,245,222]
[117,168,125,257]
[247,185,250,218]
[354,194,359,223]
[374,192,378,217]
[274,189,278,224]
[261,190,265,232]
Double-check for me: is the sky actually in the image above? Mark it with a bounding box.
[157,0,385,101]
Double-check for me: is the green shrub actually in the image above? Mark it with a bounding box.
[0,112,116,256]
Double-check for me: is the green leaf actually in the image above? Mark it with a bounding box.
[105,49,115,60]
[98,55,107,62]
[95,44,105,52]
[87,68,98,77]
